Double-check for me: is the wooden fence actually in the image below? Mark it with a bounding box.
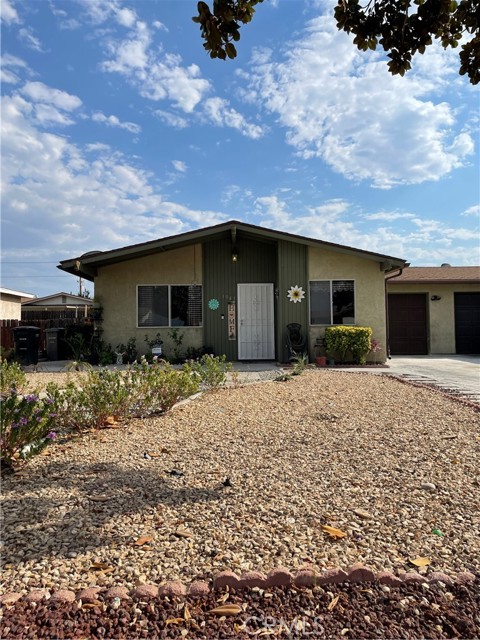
[1,315,91,353]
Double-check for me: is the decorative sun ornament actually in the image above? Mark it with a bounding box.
[208,298,220,310]
[287,285,305,303]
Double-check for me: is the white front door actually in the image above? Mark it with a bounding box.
[237,283,275,360]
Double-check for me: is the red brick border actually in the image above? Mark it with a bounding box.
[0,565,475,606]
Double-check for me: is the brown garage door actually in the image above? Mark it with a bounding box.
[455,292,480,354]
[388,293,428,355]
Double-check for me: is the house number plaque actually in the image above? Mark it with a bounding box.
[228,303,236,340]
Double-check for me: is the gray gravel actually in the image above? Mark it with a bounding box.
[1,370,479,595]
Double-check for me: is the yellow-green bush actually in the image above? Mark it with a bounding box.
[324,326,372,364]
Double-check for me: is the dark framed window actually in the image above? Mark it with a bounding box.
[138,285,202,327]
[309,280,355,325]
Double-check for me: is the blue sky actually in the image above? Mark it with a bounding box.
[1,0,479,298]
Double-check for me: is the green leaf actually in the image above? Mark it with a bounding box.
[225,42,237,59]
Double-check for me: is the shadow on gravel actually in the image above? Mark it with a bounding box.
[1,460,221,565]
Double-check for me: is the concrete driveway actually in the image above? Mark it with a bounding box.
[386,355,480,404]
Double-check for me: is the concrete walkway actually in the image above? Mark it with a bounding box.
[385,355,480,404]
[28,355,480,403]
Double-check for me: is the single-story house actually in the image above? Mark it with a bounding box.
[0,287,36,320]
[21,292,94,319]
[58,220,406,362]
[387,265,480,355]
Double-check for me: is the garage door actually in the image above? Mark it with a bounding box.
[388,293,428,355]
[455,292,480,354]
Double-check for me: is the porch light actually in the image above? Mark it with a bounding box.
[232,251,238,262]
[430,295,441,301]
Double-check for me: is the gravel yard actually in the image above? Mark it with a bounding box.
[1,370,479,596]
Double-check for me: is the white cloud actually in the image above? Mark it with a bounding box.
[172,160,187,173]
[102,20,150,72]
[243,12,475,188]
[1,0,19,24]
[100,20,210,113]
[18,27,44,52]
[115,7,136,28]
[462,204,480,217]
[139,56,210,113]
[0,53,29,85]
[21,82,82,111]
[92,111,141,134]
[59,18,82,30]
[33,103,77,126]
[152,20,167,31]
[364,211,415,221]
[95,13,263,134]
[153,109,189,129]
[253,193,479,264]
[1,83,226,260]
[202,97,265,139]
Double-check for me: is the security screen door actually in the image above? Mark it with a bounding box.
[237,283,275,360]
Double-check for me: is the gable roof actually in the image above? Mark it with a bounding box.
[58,220,406,280]
[388,266,480,284]
[0,287,36,300]
[22,292,94,306]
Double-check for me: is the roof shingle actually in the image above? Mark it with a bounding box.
[388,266,480,284]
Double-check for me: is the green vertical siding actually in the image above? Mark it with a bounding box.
[276,241,308,362]
[203,235,277,360]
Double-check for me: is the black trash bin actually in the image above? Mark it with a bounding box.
[12,326,41,366]
[45,328,66,361]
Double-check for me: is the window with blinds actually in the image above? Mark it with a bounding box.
[138,285,202,327]
[309,280,355,325]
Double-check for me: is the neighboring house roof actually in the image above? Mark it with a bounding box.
[58,219,406,280]
[21,292,94,306]
[0,287,36,300]
[388,266,480,285]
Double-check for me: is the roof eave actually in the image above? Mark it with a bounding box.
[58,219,406,276]
[389,279,480,285]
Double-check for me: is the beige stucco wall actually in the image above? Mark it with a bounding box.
[308,248,387,362]
[0,294,22,320]
[387,282,480,354]
[95,244,203,356]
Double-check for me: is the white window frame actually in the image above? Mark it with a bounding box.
[137,284,203,328]
[309,279,356,326]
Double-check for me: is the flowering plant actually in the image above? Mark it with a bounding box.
[370,338,383,363]
[0,390,57,470]
[0,358,26,397]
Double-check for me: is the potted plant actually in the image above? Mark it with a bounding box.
[144,333,164,359]
[314,340,327,367]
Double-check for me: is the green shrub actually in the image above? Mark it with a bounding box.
[168,328,184,363]
[291,351,308,375]
[0,390,57,470]
[185,354,232,390]
[46,381,92,433]
[47,370,132,431]
[0,358,26,396]
[128,359,200,416]
[324,326,373,364]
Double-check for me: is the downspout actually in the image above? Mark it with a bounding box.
[384,266,407,358]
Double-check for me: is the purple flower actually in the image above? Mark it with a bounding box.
[46,431,57,440]
[19,417,28,426]
[45,398,54,405]
[25,394,38,403]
